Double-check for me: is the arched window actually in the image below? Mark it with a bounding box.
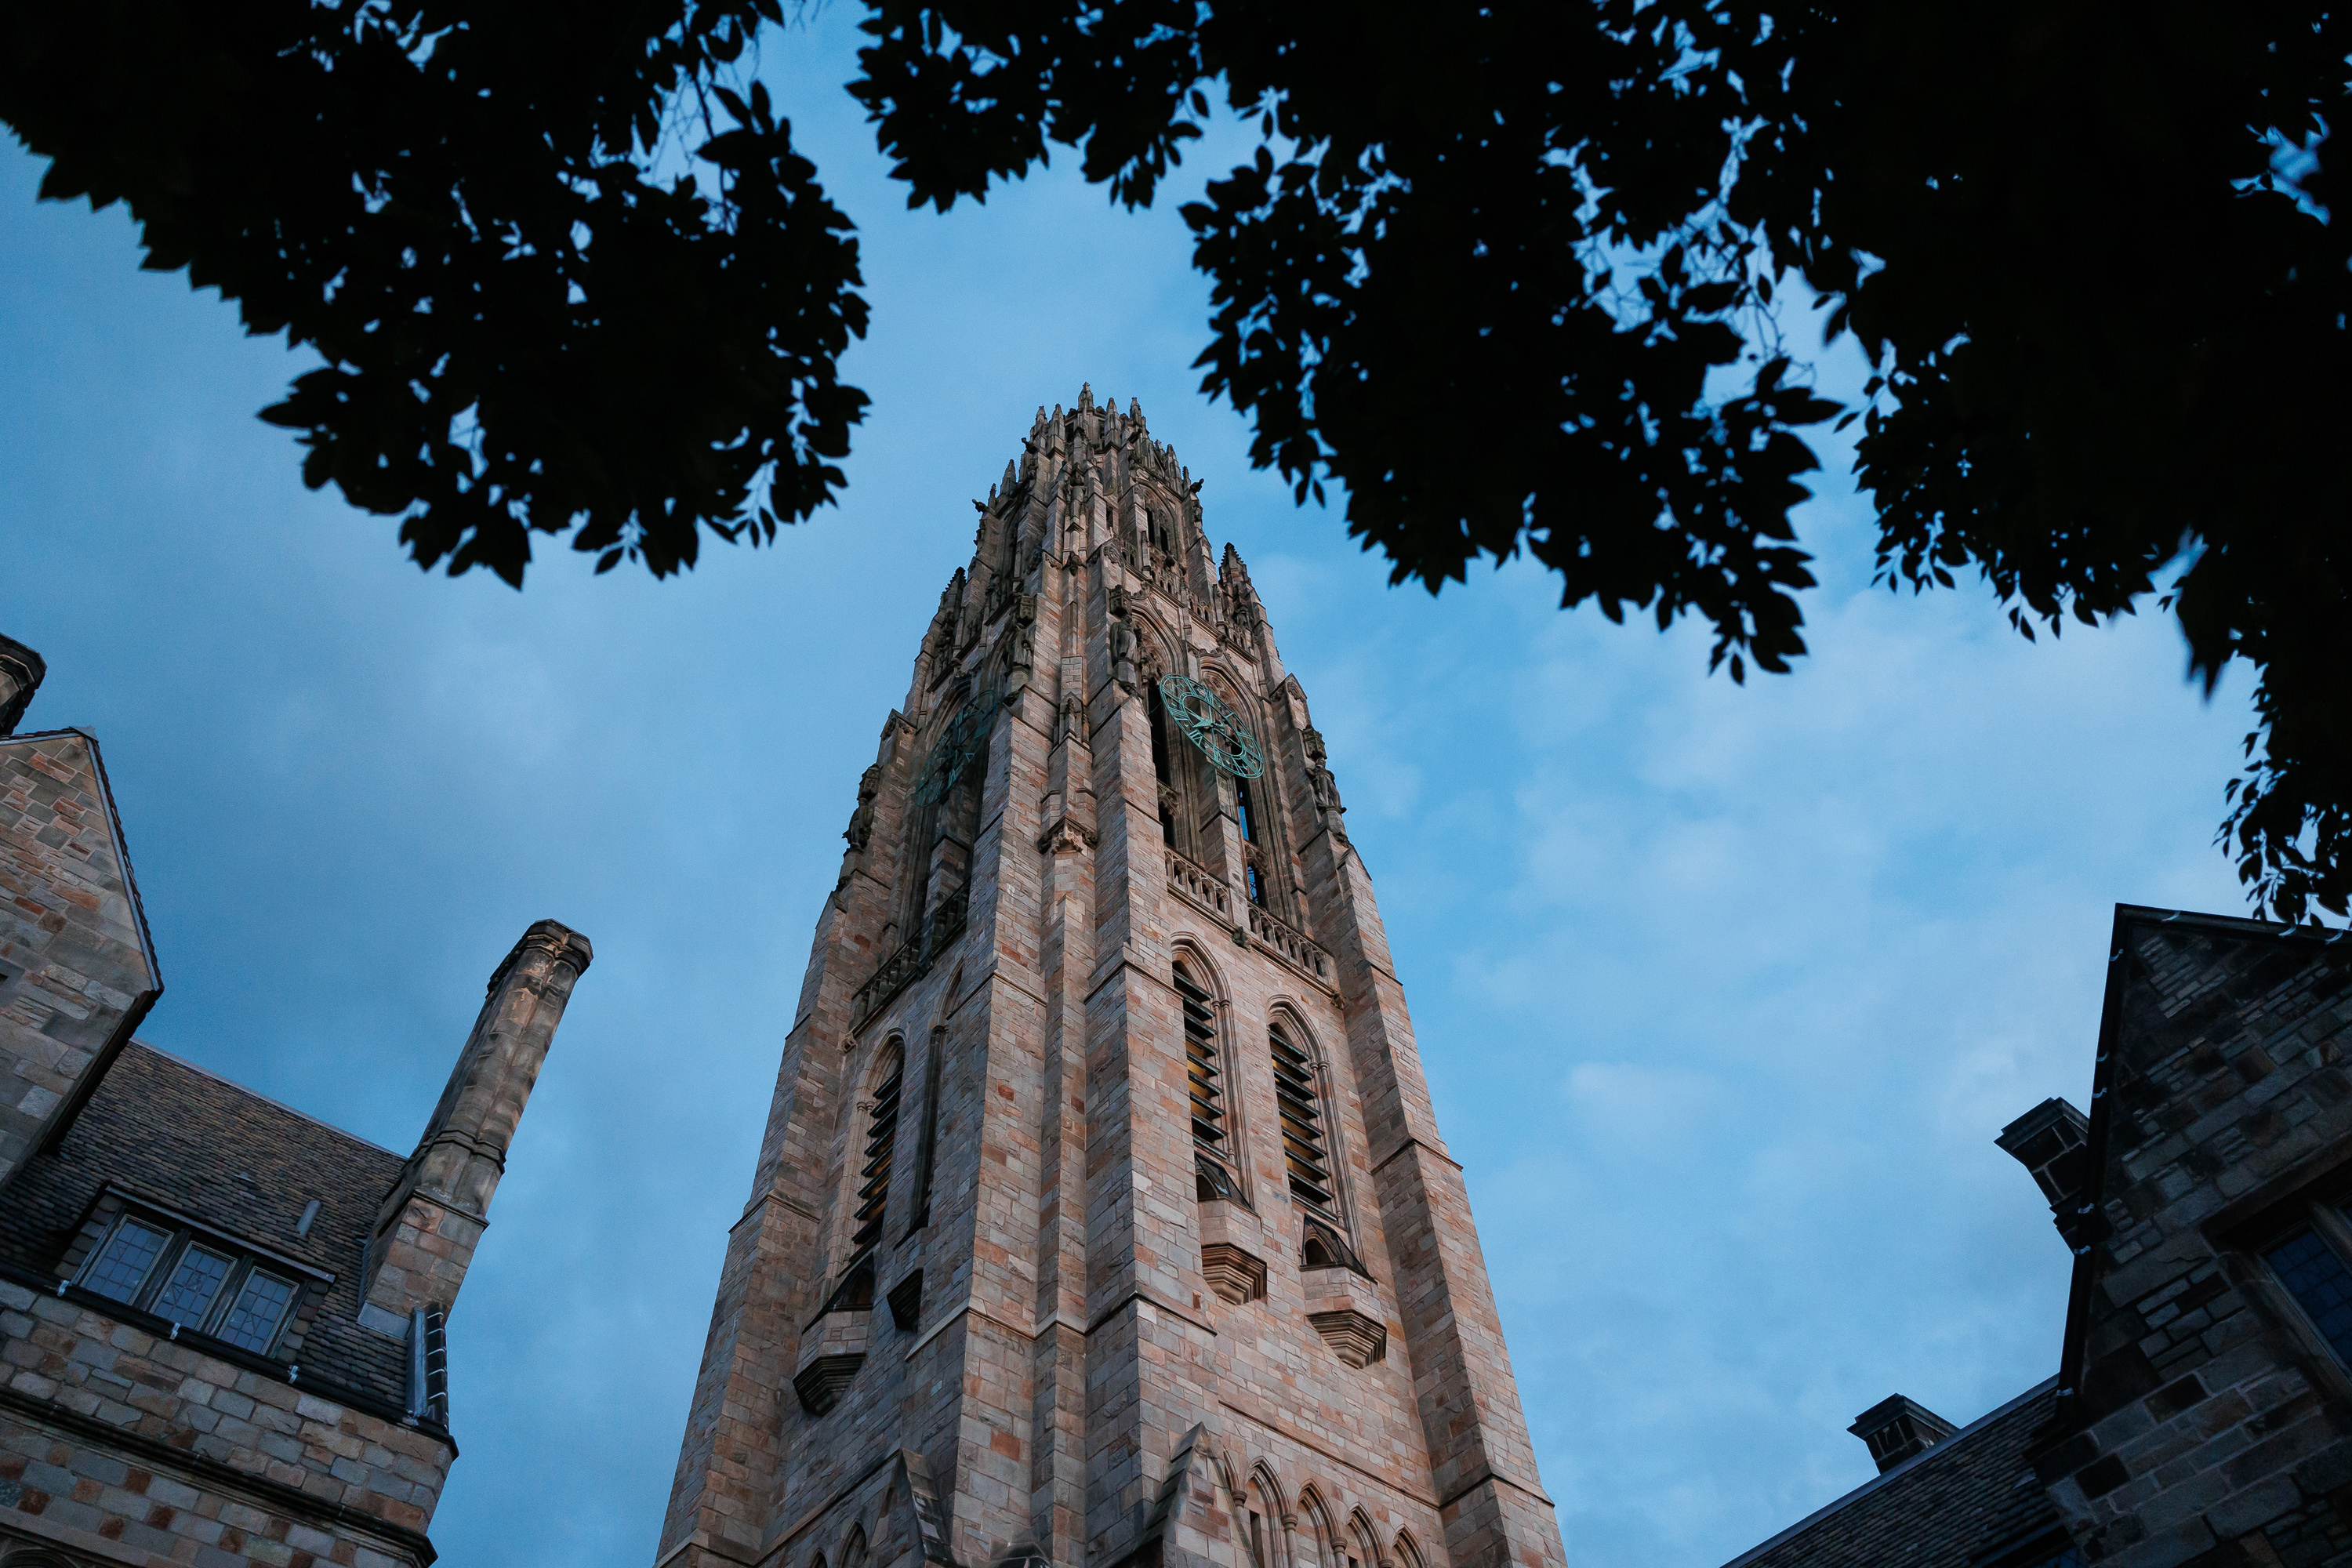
[853,1044,905,1254]
[1270,1022,1334,1214]
[1176,960,1224,1153]
[1149,679,1180,847]
[1237,778,1267,908]
[1177,956,1243,1202]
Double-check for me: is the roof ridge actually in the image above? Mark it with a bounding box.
[1718,1376,2060,1568]
[125,1040,406,1160]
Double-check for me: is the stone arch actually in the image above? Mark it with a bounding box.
[1392,1529,1425,1568]
[1348,1508,1383,1568]
[843,1525,869,1568]
[1294,1485,1338,1568]
[1248,1457,1289,1521]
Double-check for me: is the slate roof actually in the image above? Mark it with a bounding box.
[1722,1378,2066,1568]
[0,1040,413,1410]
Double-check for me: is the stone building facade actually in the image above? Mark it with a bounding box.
[0,638,591,1568]
[1722,905,2352,1568]
[655,390,1567,1568]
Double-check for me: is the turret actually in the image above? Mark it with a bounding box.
[358,918,592,1335]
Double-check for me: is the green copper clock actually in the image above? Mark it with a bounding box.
[1159,675,1265,779]
[911,688,1001,808]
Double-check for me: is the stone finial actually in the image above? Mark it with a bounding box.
[358,919,592,1335]
[0,633,46,736]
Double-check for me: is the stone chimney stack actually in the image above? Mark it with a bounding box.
[0,633,46,735]
[359,918,592,1335]
[1849,1394,1959,1474]
[1996,1096,2092,1245]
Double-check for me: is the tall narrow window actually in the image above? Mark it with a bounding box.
[1238,779,1268,908]
[1150,682,1178,845]
[1270,1022,1334,1214]
[853,1048,905,1254]
[1176,960,1225,1155]
[2266,1226,2352,1362]
[909,1027,946,1234]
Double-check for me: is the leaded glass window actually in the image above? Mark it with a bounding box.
[2266,1226,2352,1363]
[74,1206,307,1359]
[217,1269,296,1353]
[153,1243,233,1327]
[83,1218,169,1305]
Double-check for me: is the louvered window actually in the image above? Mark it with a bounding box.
[1270,1023,1334,1214]
[1176,962,1225,1152]
[853,1051,905,1253]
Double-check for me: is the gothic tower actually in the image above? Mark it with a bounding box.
[656,390,1566,1568]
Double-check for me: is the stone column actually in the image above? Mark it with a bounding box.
[360,918,592,1332]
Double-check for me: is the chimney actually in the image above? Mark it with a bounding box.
[1848,1394,1958,1473]
[1997,1097,2094,1247]
[358,919,592,1338]
[0,633,46,735]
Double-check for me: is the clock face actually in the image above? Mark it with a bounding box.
[911,688,1002,808]
[1159,675,1265,779]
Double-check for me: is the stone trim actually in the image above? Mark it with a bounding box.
[0,1382,441,1566]
[1214,1396,1442,1511]
[1367,1137,1461,1179]
[0,1261,449,1444]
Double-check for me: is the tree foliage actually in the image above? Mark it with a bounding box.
[3,0,868,583]
[5,1,2348,919]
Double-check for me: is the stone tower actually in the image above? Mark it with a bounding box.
[655,390,1566,1568]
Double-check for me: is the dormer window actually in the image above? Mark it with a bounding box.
[78,1207,303,1356]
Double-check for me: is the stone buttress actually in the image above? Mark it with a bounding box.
[655,390,1569,1568]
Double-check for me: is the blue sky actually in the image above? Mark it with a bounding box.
[0,13,2263,1566]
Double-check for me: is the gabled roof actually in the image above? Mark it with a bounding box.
[2051,903,2352,1430]
[1721,1378,2063,1568]
[0,1040,412,1411]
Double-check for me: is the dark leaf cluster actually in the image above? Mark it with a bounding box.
[8,0,2349,919]
[850,0,2352,921]
[3,0,868,584]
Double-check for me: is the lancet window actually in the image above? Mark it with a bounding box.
[1237,776,1267,908]
[852,1045,904,1254]
[1177,958,1240,1201]
[1270,1021,1335,1214]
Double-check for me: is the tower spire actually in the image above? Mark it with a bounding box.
[655,394,1566,1568]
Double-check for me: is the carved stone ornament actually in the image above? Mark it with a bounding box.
[1201,1244,1268,1305]
[792,1307,870,1414]
[1306,1309,1386,1369]
[1036,815,1098,855]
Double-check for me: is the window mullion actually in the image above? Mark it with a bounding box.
[2307,1200,2352,1268]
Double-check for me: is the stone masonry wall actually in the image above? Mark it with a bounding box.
[0,1277,447,1568]
[2036,913,2352,1568]
[655,392,1566,1568]
[0,731,158,1185]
